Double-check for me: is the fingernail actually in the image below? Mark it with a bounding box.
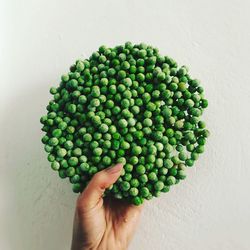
[106,163,123,174]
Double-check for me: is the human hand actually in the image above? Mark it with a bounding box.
[71,163,143,250]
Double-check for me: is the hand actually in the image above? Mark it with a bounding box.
[71,163,143,250]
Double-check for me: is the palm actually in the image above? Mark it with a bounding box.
[103,198,142,247]
[71,164,142,250]
[77,197,142,250]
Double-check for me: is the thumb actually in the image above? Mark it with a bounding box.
[78,163,123,211]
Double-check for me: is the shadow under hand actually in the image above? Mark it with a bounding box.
[2,84,77,250]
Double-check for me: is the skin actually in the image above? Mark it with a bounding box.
[71,164,143,250]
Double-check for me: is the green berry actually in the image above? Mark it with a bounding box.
[80,162,89,172]
[51,161,60,171]
[140,187,150,197]
[154,181,164,191]
[129,187,139,196]
[166,176,176,185]
[148,172,158,182]
[41,42,209,205]
[57,148,67,158]
[66,167,76,177]
[68,157,78,167]
[120,181,130,191]
[136,165,146,175]
[131,146,142,156]
[132,196,142,206]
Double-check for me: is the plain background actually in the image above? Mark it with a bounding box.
[1,0,250,249]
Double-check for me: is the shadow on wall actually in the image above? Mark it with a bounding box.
[2,84,76,250]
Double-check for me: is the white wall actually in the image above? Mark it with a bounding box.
[1,0,250,249]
